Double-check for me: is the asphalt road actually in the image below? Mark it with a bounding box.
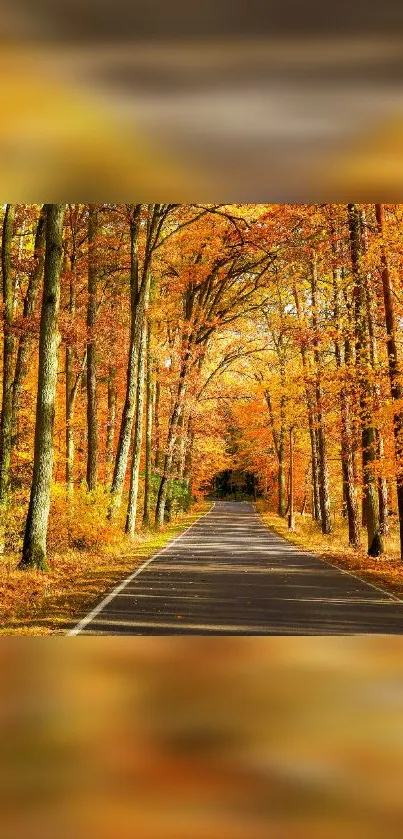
[69,501,403,635]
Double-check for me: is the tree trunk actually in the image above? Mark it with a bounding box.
[331,221,361,548]
[361,208,389,535]
[183,415,195,500]
[348,203,383,556]
[288,426,295,531]
[377,433,389,535]
[65,369,76,500]
[176,412,188,479]
[86,205,98,491]
[376,203,403,558]
[155,353,190,527]
[339,397,361,548]
[154,373,163,470]
[106,365,117,484]
[65,344,75,500]
[310,432,321,522]
[65,254,77,500]
[278,454,286,517]
[142,321,154,527]
[19,204,65,570]
[11,206,46,439]
[0,205,16,552]
[265,388,286,517]
[293,283,321,522]
[108,206,146,519]
[310,254,332,534]
[300,461,310,515]
[126,315,147,536]
[278,390,286,517]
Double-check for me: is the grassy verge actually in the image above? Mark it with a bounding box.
[256,503,403,599]
[0,502,211,636]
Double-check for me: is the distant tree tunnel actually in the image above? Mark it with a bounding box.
[209,469,261,500]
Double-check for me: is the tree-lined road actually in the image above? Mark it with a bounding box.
[70,501,403,635]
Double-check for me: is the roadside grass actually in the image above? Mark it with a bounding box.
[0,501,211,636]
[256,502,403,599]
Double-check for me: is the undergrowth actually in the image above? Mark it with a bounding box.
[0,486,210,635]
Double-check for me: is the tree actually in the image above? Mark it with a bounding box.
[293,281,321,523]
[155,211,276,526]
[19,204,66,571]
[109,204,164,519]
[64,204,86,499]
[142,319,154,527]
[376,203,403,558]
[11,206,46,437]
[106,364,117,484]
[330,212,360,548]
[310,252,332,535]
[0,204,16,551]
[348,203,383,556]
[125,311,147,536]
[86,205,99,491]
[360,208,388,535]
[288,426,295,531]
[3,200,403,581]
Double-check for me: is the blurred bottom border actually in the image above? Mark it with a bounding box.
[0,636,402,839]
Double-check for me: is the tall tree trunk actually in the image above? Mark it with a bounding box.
[0,205,16,552]
[126,315,147,536]
[339,387,361,547]
[66,370,76,500]
[310,255,332,534]
[108,205,145,519]
[300,461,310,515]
[106,365,117,484]
[265,389,286,517]
[360,208,388,535]
[288,426,295,531]
[143,321,154,527]
[155,350,190,528]
[278,351,287,518]
[11,206,46,439]
[14,217,26,317]
[183,414,195,501]
[331,219,361,548]
[64,205,84,500]
[65,251,77,500]
[310,431,321,522]
[19,204,65,570]
[154,372,163,470]
[86,205,98,491]
[278,453,286,517]
[376,203,403,558]
[176,412,188,479]
[65,355,85,500]
[376,434,389,534]
[293,283,321,522]
[348,203,383,556]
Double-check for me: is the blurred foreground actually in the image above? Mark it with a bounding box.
[1,638,403,838]
[2,1,403,197]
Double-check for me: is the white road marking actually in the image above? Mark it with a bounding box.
[256,507,403,605]
[67,501,403,635]
[66,506,213,636]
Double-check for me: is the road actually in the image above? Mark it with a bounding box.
[69,501,403,635]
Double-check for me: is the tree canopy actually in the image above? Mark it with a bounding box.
[2,203,403,578]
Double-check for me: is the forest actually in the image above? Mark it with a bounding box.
[1,203,403,630]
